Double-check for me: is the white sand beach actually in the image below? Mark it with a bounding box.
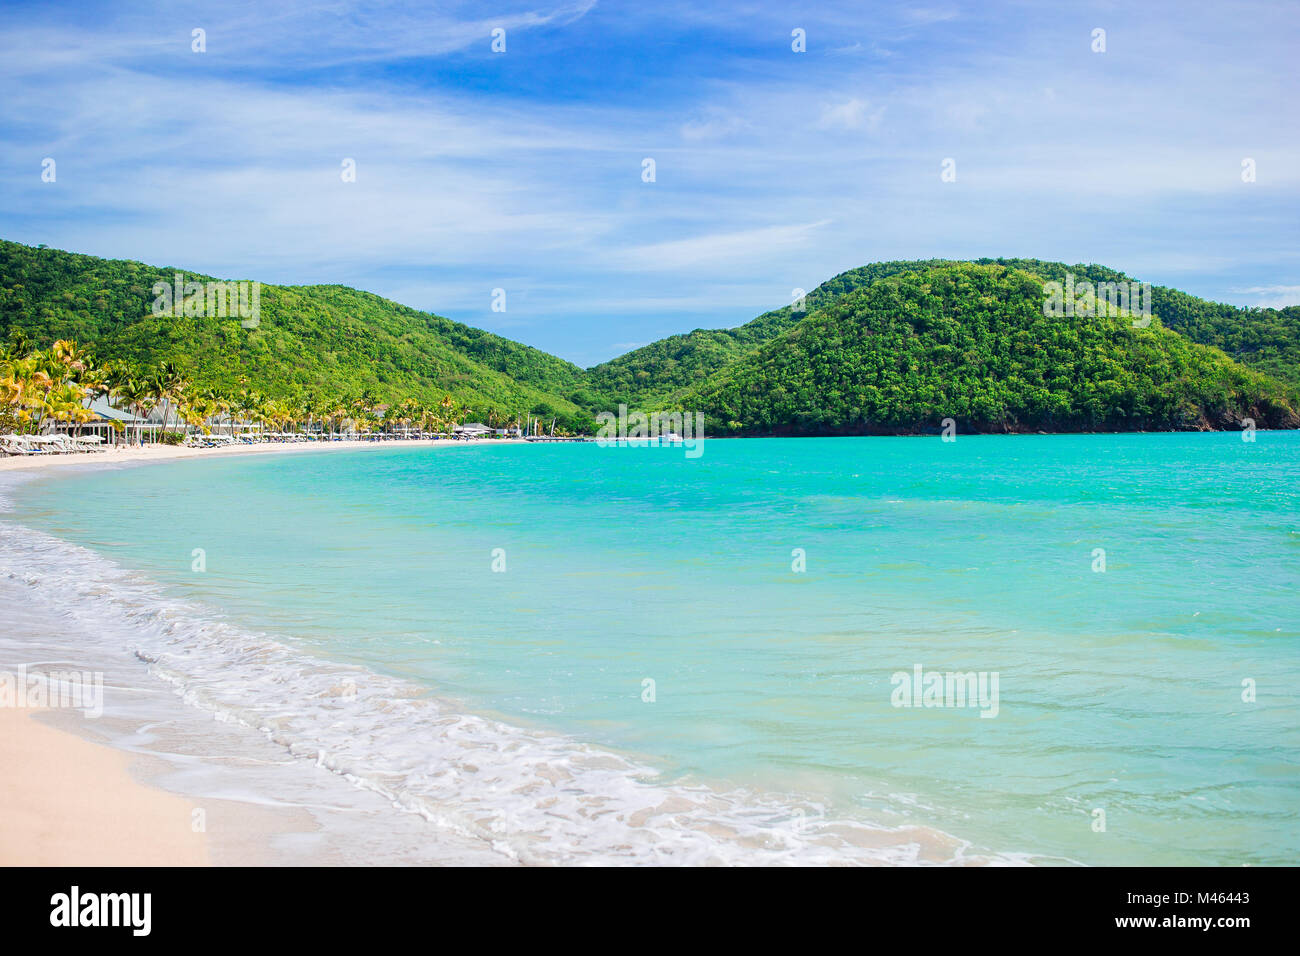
[2,435,993,867]
[0,707,209,866]
[0,436,529,474]
[0,439,517,866]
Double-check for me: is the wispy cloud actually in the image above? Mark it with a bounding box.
[0,0,1297,366]
[0,0,601,71]
[612,221,835,272]
[1233,285,1300,309]
[817,98,885,131]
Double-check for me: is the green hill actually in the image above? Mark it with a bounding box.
[0,239,586,422]
[585,259,1080,408]
[587,257,1300,409]
[3,240,1296,436]
[677,263,1299,434]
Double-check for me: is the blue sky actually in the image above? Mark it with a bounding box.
[1,0,1297,366]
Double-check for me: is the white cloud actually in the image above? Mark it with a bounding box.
[611,221,834,272]
[1,0,1297,364]
[680,111,751,142]
[0,0,600,72]
[817,98,885,131]
[1233,285,1300,309]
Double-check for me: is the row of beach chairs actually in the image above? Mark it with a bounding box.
[0,434,108,457]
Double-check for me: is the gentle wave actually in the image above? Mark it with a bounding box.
[0,478,1038,865]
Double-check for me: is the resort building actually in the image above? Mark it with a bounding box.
[51,396,158,444]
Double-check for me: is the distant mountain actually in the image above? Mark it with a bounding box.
[675,263,1299,434]
[3,240,1296,435]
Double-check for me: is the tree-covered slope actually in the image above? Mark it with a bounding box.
[583,257,1118,408]
[1140,287,1300,388]
[587,257,1300,408]
[678,264,1299,434]
[583,262,952,407]
[4,239,1296,436]
[974,259,1300,389]
[0,239,583,417]
[288,284,589,401]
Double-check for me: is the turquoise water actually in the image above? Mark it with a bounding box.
[9,434,1300,864]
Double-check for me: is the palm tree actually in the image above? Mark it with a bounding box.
[234,389,263,439]
[327,400,347,438]
[26,351,63,434]
[228,390,249,438]
[3,328,32,363]
[110,374,156,445]
[196,387,231,437]
[51,339,88,375]
[145,361,187,442]
[349,393,377,437]
[0,357,42,433]
[303,396,328,438]
[78,359,110,411]
[47,381,94,435]
[391,397,418,437]
[418,405,438,436]
[438,393,454,433]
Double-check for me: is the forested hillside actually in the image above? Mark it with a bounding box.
[586,257,1300,409]
[3,240,1296,437]
[678,264,1299,434]
[0,240,586,422]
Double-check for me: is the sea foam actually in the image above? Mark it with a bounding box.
[0,516,1031,865]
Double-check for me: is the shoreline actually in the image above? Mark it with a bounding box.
[0,435,1046,866]
[0,440,520,866]
[0,646,512,866]
[2,429,1276,480]
[0,436,532,474]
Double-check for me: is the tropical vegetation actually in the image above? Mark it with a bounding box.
[586,257,1300,409]
[3,240,1297,440]
[0,330,513,442]
[676,264,1299,434]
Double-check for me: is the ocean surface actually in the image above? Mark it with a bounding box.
[3,434,1298,865]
